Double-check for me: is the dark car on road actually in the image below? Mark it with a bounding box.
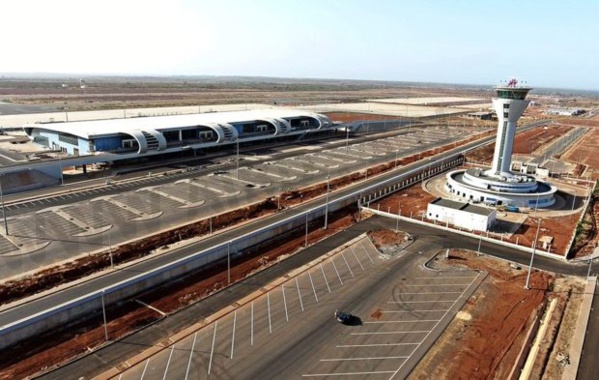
[335,309,358,324]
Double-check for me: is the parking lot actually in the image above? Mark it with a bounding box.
[110,236,484,380]
[0,127,467,269]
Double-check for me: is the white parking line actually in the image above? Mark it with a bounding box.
[296,277,304,311]
[341,252,354,278]
[140,358,150,380]
[337,343,420,348]
[184,332,198,380]
[251,301,254,346]
[350,247,365,271]
[267,292,272,333]
[331,259,344,285]
[320,264,331,293]
[399,292,463,295]
[230,311,237,359]
[282,285,289,322]
[414,276,476,279]
[391,273,480,378]
[308,271,319,302]
[162,345,175,380]
[382,309,448,313]
[321,356,409,362]
[363,319,440,324]
[359,241,375,264]
[350,331,430,336]
[388,300,455,304]
[405,284,471,287]
[207,321,218,374]
[302,370,395,377]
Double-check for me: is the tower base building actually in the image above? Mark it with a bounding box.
[444,80,556,209]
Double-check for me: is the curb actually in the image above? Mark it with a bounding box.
[93,234,371,380]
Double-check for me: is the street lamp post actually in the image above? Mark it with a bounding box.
[345,127,350,156]
[324,176,330,229]
[0,174,8,235]
[108,227,114,268]
[59,156,64,185]
[525,218,542,290]
[101,290,108,341]
[305,212,309,247]
[236,138,240,180]
[227,241,231,284]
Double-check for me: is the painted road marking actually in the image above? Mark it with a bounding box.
[267,292,272,333]
[363,319,441,324]
[399,292,463,295]
[382,309,448,313]
[308,271,319,302]
[207,321,218,375]
[405,283,471,287]
[350,247,365,271]
[359,241,375,264]
[162,345,175,380]
[388,300,455,304]
[320,264,331,293]
[391,273,480,378]
[321,356,409,362]
[140,359,150,380]
[296,277,305,311]
[337,343,420,348]
[230,311,237,359]
[350,331,430,336]
[282,285,289,322]
[341,252,354,278]
[331,259,344,285]
[184,332,198,380]
[302,370,395,377]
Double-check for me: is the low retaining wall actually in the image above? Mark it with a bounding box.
[0,156,463,349]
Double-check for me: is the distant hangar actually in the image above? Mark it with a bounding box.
[23,109,333,157]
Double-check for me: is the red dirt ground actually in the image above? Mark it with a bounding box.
[0,210,358,379]
[466,125,573,164]
[562,127,599,180]
[411,249,552,380]
[372,183,581,257]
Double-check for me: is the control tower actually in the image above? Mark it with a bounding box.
[487,79,531,177]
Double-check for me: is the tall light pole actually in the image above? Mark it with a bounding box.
[236,138,240,180]
[345,126,350,156]
[395,200,401,232]
[0,174,8,235]
[108,227,114,268]
[324,175,330,229]
[227,241,231,284]
[525,218,542,290]
[101,290,108,341]
[59,156,64,185]
[305,212,309,247]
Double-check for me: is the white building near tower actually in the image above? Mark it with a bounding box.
[444,79,557,209]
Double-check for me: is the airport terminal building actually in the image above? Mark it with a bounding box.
[23,109,333,157]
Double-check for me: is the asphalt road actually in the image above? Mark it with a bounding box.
[41,212,586,379]
[577,280,599,380]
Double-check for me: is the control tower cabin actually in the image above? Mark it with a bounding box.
[487,80,531,178]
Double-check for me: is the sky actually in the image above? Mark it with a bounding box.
[1,0,597,90]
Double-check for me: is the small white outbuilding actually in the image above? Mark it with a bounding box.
[427,198,496,232]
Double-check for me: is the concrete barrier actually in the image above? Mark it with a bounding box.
[0,155,463,349]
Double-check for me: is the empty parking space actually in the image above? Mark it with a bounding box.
[157,182,208,204]
[115,237,384,379]
[112,191,180,215]
[0,235,18,255]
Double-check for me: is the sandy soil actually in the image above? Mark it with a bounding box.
[411,249,552,380]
